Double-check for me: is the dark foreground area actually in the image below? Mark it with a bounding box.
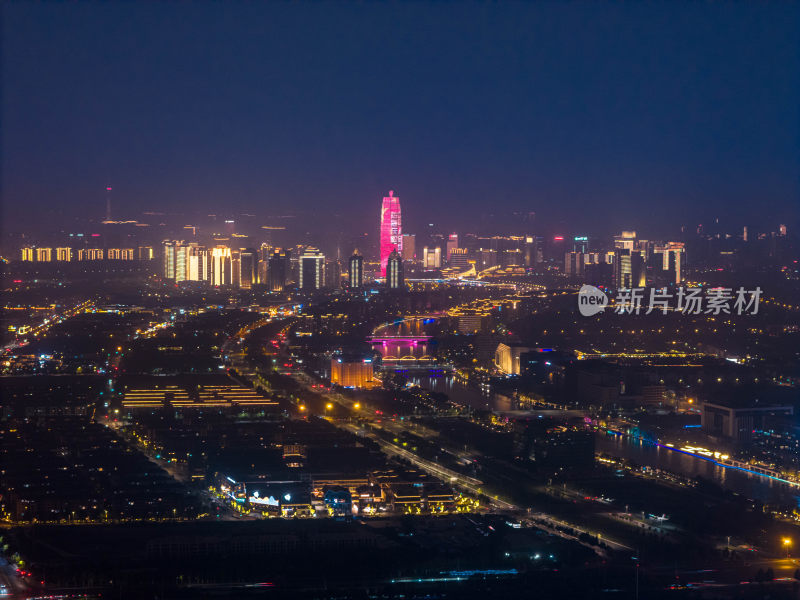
[6,515,800,599]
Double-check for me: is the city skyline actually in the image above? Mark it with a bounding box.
[2,4,799,599]
[3,2,798,236]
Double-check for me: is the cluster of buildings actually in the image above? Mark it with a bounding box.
[219,467,461,518]
[19,246,154,262]
[564,231,685,287]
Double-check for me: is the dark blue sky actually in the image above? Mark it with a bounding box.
[3,2,798,236]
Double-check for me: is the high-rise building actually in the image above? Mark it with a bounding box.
[379,190,402,276]
[524,236,537,267]
[422,246,441,269]
[175,243,190,282]
[267,249,290,292]
[573,236,589,254]
[35,248,52,262]
[564,252,584,278]
[20,247,35,262]
[446,233,459,260]
[614,231,637,251]
[614,248,645,289]
[401,234,416,261]
[78,248,104,261]
[239,248,257,289]
[210,246,232,286]
[386,249,404,289]
[330,356,376,388]
[107,248,135,260]
[475,248,496,270]
[325,258,342,288]
[299,247,325,290]
[449,248,469,269]
[163,241,177,279]
[349,250,364,289]
[55,247,72,262]
[654,242,685,284]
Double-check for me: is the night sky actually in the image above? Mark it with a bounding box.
[3,2,798,236]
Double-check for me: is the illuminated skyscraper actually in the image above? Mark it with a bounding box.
[55,247,72,262]
[299,247,325,290]
[349,250,363,289]
[210,246,232,286]
[654,242,685,284]
[613,231,637,251]
[163,241,177,279]
[239,248,256,289]
[446,234,459,260]
[267,249,289,292]
[379,190,402,276]
[564,252,584,278]
[175,243,189,282]
[386,249,404,289]
[613,248,645,289]
[422,246,441,269]
[401,234,416,261]
[36,248,52,262]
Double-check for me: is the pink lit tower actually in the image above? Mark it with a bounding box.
[379,190,402,276]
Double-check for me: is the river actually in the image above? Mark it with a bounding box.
[411,374,800,504]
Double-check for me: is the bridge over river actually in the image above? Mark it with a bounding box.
[368,315,443,368]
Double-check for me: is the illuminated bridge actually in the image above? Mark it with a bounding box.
[368,315,442,368]
[366,315,440,343]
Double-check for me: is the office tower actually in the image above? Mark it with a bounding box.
[175,243,190,282]
[546,236,567,261]
[564,252,584,278]
[55,247,72,262]
[325,258,342,288]
[163,241,177,278]
[379,190,402,276]
[256,243,271,284]
[20,247,34,261]
[349,250,364,289]
[77,248,102,261]
[502,247,524,266]
[35,248,52,262]
[585,252,602,266]
[614,248,645,288]
[614,249,632,289]
[422,246,441,268]
[654,242,685,284]
[210,246,232,286]
[614,231,637,251]
[446,233,459,260]
[779,224,787,236]
[107,248,134,260]
[386,249,404,289]
[573,236,589,254]
[231,250,242,288]
[137,246,154,261]
[188,248,201,281]
[401,234,416,261]
[299,247,325,290]
[524,236,537,267]
[239,248,256,289]
[449,247,469,269]
[267,249,289,292]
[476,248,496,270]
[330,356,376,388]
